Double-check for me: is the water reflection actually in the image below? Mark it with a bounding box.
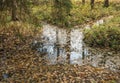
[37,23,106,64]
[33,18,120,71]
[38,24,89,64]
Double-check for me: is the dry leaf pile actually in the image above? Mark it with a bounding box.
[0,24,120,83]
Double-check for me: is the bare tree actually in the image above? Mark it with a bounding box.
[11,0,17,21]
[0,0,33,22]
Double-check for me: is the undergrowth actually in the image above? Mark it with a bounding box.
[32,1,120,27]
[84,15,120,51]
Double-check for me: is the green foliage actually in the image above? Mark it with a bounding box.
[69,2,119,26]
[51,0,72,27]
[0,0,39,25]
[84,16,120,51]
[0,0,120,27]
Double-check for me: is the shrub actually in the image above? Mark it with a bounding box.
[84,25,120,51]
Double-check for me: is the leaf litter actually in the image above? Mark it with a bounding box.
[0,24,120,83]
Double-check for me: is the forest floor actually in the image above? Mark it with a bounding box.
[0,22,120,83]
[0,1,120,82]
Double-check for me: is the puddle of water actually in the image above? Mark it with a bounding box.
[36,23,93,65]
[39,24,91,64]
[33,18,120,71]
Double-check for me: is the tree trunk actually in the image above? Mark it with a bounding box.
[66,29,71,64]
[11,0,17,21]
[90,0,94,9]
[82,0,85,5]
[104,0,109,7]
